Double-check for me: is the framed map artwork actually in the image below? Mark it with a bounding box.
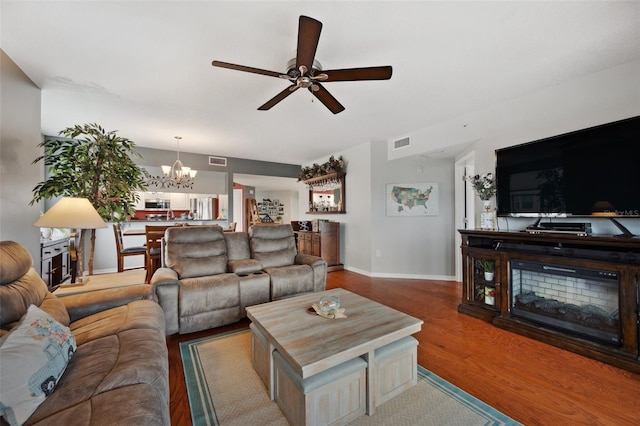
[386,183,439,216]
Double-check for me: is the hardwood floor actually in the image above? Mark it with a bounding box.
[167,270,640,425]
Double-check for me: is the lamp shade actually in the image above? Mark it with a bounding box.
[591,200,616,217]
[33,197,107,229]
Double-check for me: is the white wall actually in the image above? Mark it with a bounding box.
[255,189,299,224]
[0,49,43,265]
[300,60,640,278]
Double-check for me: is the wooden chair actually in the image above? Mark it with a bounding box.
[144,224,173,283]
[224,222,237,232]
[113,224,146,273]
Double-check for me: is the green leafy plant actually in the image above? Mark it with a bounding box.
[30,123,149,275]
[466,172,496,201]
[298,155,345,181]
[476,259,495,273]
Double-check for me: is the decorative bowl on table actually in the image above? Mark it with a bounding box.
[318,295,340,313]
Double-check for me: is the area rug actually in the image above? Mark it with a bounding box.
[180,330,521,426]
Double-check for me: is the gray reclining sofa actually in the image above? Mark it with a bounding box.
[151,224,327,335]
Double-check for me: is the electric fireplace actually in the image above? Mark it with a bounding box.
[510,259,620,345]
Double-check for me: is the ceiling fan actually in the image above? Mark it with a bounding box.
[212,15,392,114]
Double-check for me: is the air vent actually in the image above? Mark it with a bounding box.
[208,156,227,167]
[393,137,411,150]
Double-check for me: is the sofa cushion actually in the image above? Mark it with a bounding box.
[265,264,314,300]
[178,274,242,333]
[70,300,165,346]
[179,274,240,313]
[164,226,228,278]
[224,232,252,260]
[0,305,77,426]
[249,225,297,268]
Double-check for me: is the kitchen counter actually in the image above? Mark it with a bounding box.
[128,218,226,223]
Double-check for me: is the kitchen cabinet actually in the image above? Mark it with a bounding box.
[170,193,189,210]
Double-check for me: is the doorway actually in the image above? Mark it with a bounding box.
[454,151,476,282]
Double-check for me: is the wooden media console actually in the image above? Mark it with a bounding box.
[458,229,640,373]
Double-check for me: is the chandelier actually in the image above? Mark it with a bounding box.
[148,136,197,189]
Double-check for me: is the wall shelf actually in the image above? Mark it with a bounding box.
[303,172,346,214]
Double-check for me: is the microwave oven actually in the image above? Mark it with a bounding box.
[145,200,171,209]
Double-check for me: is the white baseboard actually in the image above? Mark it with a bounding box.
[344,265,456,281]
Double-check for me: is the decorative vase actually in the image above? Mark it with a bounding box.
[484,271,494,281]
[484,286,496,305]
[480,199,495,230]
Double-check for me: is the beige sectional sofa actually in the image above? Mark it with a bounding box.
[151,224,327,335]
[0,241,169,426]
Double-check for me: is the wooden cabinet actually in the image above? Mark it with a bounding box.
[40,238,71,291]
[295,221,343,271]
[459,249,502,322]
[458,229,640,373]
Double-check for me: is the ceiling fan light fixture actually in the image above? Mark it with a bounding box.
[286,58,323,76]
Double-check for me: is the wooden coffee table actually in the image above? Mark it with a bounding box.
[246,288,423,418]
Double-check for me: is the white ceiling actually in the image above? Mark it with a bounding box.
[2,1,639,168]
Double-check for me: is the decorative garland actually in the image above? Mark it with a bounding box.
[298,155,346,181]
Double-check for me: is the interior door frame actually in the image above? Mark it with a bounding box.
[454,151,476,282]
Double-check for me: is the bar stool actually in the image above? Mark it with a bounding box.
[113,224,146,273]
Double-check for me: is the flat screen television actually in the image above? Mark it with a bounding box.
[495,115,640,218]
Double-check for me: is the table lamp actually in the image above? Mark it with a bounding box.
[33,197,107,284]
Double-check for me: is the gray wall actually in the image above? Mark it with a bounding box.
[135,146,300,223]
[300,141,454,279]
[0,49,43,265]
[370,143,455,278]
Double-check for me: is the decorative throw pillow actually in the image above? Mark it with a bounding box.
[0,305,76,426]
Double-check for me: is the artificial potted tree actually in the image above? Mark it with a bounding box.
[31,123,149,276]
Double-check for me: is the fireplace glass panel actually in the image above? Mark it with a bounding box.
[510,260,620,345]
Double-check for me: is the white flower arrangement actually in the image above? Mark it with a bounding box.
[467,172,496,201]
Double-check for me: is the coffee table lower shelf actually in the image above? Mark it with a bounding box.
[250,323,419,425]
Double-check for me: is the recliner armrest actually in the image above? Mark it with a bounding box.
[150,268,181,335]
[151,267,179,284]
[295,253,326,268]
[58,285,153,323]
[295,254,328,293]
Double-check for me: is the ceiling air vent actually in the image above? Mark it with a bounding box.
[208,156,228,167]
[393,137,411,150]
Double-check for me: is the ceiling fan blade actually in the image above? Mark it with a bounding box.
[296,16,322,72]
[258,85,299,110]
[323,66,393,82]
[309,83,345,114]
[212,60,282,78]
